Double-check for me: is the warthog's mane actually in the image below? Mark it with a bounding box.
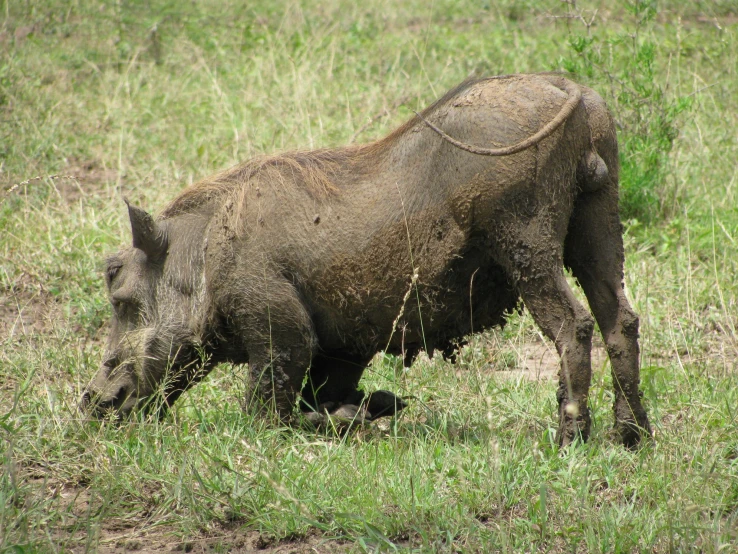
[160,150,347,219]
[159,77,494,220]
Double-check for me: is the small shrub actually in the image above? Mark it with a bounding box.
[557,0,692,224]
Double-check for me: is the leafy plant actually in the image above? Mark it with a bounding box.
[557,0,693,223]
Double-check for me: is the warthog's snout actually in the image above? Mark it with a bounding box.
[79,384,131,417]
[79,361,137,417]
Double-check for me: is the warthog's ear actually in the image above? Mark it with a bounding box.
[124,198,168,261]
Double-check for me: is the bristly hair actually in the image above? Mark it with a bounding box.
[160,148,357,219]
[160,75,508,220]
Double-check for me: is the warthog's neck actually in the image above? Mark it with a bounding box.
[157,211,214,360]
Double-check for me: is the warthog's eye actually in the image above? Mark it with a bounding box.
[106,263,123,283]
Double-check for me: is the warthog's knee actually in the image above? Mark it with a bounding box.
[621,307,639,338]
[575,313,595,342]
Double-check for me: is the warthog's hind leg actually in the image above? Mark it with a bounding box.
[301,354,407,429]
[302,353,368,410]
[494,224,596,446]
[520,267,595,446]
[565,191,652,448]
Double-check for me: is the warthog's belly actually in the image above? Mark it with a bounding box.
[304,213,519,359]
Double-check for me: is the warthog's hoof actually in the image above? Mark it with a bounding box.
[615,415,653,449]
[364,390,407,420]
[300,390,408,433]
[613,397,653,449]
[332,403,369,421]
[556,403,592,447]
[301,402,371,432]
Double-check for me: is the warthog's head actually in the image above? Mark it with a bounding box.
[80,201,203,418]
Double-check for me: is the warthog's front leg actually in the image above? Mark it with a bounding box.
[231,273,318,421]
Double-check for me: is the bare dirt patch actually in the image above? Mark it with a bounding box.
[693,13,738,28]
[20,478,351,554]
[51,496,351,554]
[0,159,118,205]
[63,158,119,200]
[0,271,63,340]
[90,527,351,554]
[494,336,608,381]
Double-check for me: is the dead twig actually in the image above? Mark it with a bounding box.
[1,174,80,204]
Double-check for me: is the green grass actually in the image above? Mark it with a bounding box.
[2,0,738,552]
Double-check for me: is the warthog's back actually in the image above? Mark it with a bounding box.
[199,74,593,359]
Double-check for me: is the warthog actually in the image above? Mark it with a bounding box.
[81,73,652,446]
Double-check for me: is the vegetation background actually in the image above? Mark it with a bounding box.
[1,0,737,552]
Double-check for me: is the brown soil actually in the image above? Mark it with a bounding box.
[495,336,608,381]
[25,477,352,554]
[692,13,738,28]
[0,157,117,343]
[61,158,119,202]
[62,508,350,553]
[57,519,350,553]
[83,525,351,554]
[1,157,118,205]
[0,272,62,340]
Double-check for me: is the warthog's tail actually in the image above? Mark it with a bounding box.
[413,80,582,157]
